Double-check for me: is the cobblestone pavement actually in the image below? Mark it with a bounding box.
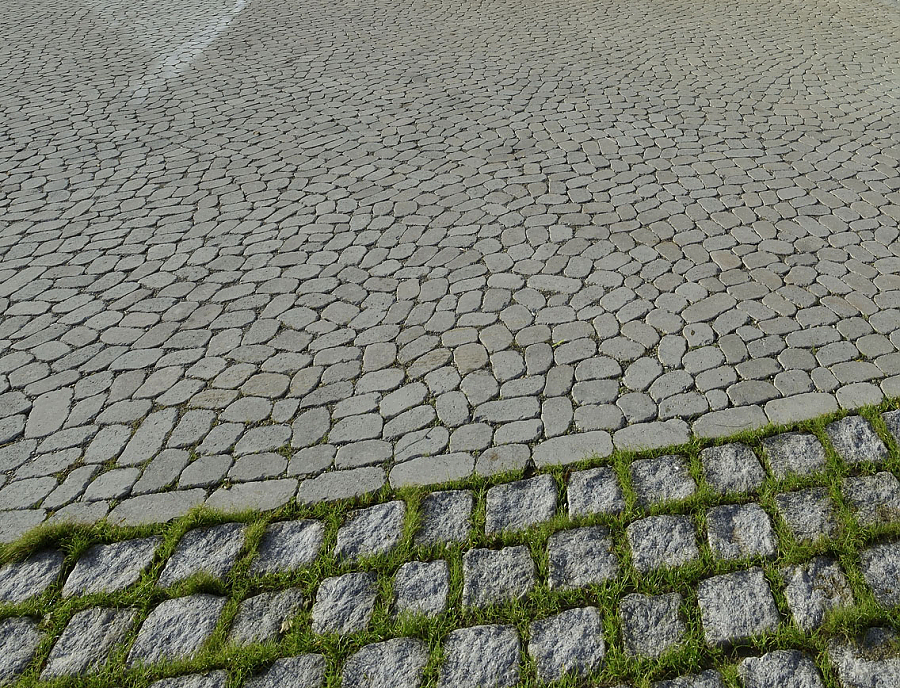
[1,0,900,533]
[1,415,900,686]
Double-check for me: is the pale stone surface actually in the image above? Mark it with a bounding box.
[547,526,618,590]
[334,500,405,560]
[653,671,726,688]
[462,546,536,608]
[700,443,765,494]
[698,568,780,646]
[311,572,377,634]
[843,472,900,527]
[250,520,324,574]
[63,537,161,597]
[627,515,699,572]
[567,466,625,516]
[782,557,854,631]
[775,488,839,542]
[150,672,228,688]
[245,655,327,688]
[228,588,305,645]
[42,607,136,678]
[415,490,473,545]
[0,550,62,603]
[485,474,557,533]
[739,650,826,688]
[762,433,827,479]
[826,416,888,464]
[437,625,520,688]
[630,455,696,506]
[342,638,428,688]
[620,593,685,658]
[828,627,900,688]
[860,540,900,607]
[0,617,42,685]
[706,503,777,560]
[393,560,449,618]
[528,607,605,681]
[128,595,226,666]
[158,523,246,587]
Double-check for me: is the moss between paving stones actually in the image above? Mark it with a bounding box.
[2,401,900,688]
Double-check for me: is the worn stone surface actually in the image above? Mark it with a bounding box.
[739,650,826,688]
[630,455,696,506]
[701,443,765,494]
[653,671,726,688]
[528,607,605,682]
[311,572,377,634]
[342,638,428,688]
[620,593,685,658]
[334,500,405,560]
[42,607,136,678]
[548,526,618,590]
[128,595,226,666]
[158,523,246,587]
[860,540,900,607]
[762,433,827,479]
[485,474,557,533]
[415,490,473,545]
[0,617,42,685]
[245,655,327,688]
[0,549,63,603]
[567,466,625,516]
[462,546,536,608]
[64,537,162,597]
[393,560,449,618]
[826,417,888,465]
[775,488,839,542]
[828,627,900,688]
[698,568,780,646]
[437,625,520,688]
[843,473,900,527]
[250,520,325,574]
[627,515,699,572]
[706,503,777,560]
[228,589,305,646]
[783,557,854,631]
[150,672,228,688]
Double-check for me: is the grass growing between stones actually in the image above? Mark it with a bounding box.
[2,399,900,687]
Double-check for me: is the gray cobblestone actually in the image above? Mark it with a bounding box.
[437,625,520,688]
[620,593,685,658]
[698,568,780,646]
[462,546,536,608]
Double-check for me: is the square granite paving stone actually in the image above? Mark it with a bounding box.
[484,474,557,534]
[706,503,777,561]
[311,572,378,634]
[250,520,325,575]
[775,488,840,542]
[630,455,696,507]
[149,671,228,688]
[244,655,327,688]
[415,489,474,545]
[883,409,900,445]
[762,432,827,479]
[342,637,429,688]
[697,567,781,646]
[859,540,900,607]
[528,607,605,682]
[462,546,537,608]
[782,556,854,632]
[334,500,405,561]
[63,536,162,597]
[227,588,305,646]
[566,466,625,516]
[619,593,686,658]
[843,472,900,527]
[700,443,766,494]
[738,650,826,688]
[393,560,449,618]
[41,607,137,678]
[547,526,619,590]
[0,617,42,685]
[127,594,227,666]
[827,627,900,687]
[652,670,726,688]
[627,515,700,573]
[0,549,63,603]
[826,416,888,465]
[157,522,246,587]
[436,624,520,688]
